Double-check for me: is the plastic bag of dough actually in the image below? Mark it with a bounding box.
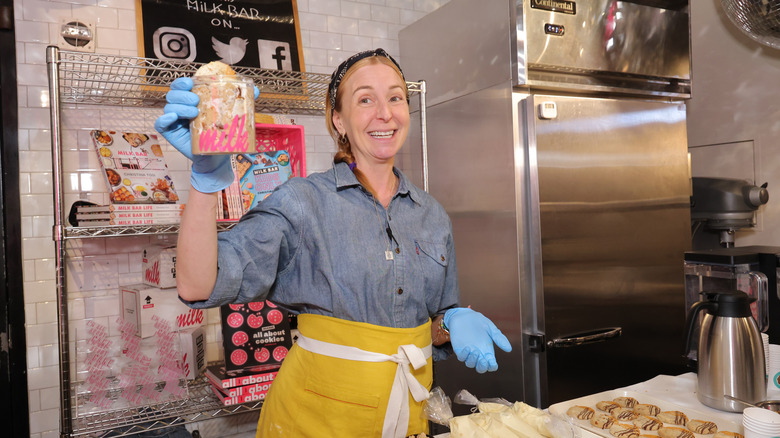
[512,401,582,438]
[451,390,539,438]
[454,388,512,410]
[425,388,580,438]
[512,401,554,437]
[424,386,454,426]
[449,413,493,438]
[485,409,547,438]
[450,412,524,438]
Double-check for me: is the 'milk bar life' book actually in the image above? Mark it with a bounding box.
[91,129,179,204]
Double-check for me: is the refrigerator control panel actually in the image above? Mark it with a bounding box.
[538,102,558,120]
[544,23,565,36]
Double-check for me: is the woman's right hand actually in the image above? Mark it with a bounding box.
[154,77,235,193]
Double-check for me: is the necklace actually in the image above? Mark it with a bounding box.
[372,200,393,261]
[371,174,399,261]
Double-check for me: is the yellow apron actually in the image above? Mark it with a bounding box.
[256,314,433,438]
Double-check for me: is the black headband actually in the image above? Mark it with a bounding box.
[328,48,405,110]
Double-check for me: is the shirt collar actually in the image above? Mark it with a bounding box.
[332,161,422,206]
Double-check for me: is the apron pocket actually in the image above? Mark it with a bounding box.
[301,374,382,434]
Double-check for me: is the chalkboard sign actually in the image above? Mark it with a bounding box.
[135,0,304,72]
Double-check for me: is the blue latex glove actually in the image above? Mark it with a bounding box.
[154,77,260,193]
[444,307,512,373]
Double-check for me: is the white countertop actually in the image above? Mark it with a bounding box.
[575,372,780,438]
[435,372,780,438]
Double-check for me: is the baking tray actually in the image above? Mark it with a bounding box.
[548,389,743,438]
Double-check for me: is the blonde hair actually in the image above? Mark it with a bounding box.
[326,56,408,197]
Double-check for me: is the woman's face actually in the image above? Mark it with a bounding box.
[332,63,409,167]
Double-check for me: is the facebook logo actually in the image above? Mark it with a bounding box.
[257,40,293,70]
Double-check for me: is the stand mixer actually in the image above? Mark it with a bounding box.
[690,177,769,248]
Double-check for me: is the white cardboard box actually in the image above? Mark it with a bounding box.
[179,327,206,380]
[142,245,177,289]
[120,284,204,338]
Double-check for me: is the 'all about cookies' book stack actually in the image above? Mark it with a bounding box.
[205,364,279,406]
[210,300,293,405]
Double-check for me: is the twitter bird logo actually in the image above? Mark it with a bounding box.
[212,36,248,65]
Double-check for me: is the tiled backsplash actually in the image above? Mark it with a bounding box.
[15,0,447,437]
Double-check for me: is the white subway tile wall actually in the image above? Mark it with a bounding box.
[15,0,448,436]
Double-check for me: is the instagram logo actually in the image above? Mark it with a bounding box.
[153,27,197,62]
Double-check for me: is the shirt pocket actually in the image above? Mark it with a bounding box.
[415,239,449,291]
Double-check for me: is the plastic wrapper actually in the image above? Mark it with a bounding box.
[425,386,455,426]
[423,387,582,438]
[190,74,256,155]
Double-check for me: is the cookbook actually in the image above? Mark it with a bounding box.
[219,301,292,372]
[235,150,292,212]
[91,129,180,204]
[205,364,278,390]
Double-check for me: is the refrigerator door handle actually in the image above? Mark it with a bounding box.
[546,327,622,349]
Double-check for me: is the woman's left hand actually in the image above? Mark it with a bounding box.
[443,307,512,373]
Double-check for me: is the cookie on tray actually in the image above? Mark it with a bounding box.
[633,415,663,431]
[713,432,743,438]
[614,396,639,408]
[633,403,661,416]
[597,401,622,413]
[613,407,639,421]
[688,420,718,435]
[566,405,595,420]
[591,413,617,429]
[609,422,640,438]
[657,411,689,425]
[659,426,695,438]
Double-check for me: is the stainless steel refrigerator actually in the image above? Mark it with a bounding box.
[400,0,692,408]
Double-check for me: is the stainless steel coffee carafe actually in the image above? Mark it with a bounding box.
[684,290,766,412]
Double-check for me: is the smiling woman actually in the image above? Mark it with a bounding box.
[155,48,511,438]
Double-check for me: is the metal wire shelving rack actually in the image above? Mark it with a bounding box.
[46,46,427,437]
[68,373,263,438]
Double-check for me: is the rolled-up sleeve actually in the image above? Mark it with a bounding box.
[182,182,304,309]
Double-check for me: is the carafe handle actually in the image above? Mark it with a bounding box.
[738,271,768,331]
[684,299,717,356]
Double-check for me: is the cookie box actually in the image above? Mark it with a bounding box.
[142,244,177,289]
[121,284,204,338]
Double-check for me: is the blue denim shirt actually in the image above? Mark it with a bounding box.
[187,162,460,360]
